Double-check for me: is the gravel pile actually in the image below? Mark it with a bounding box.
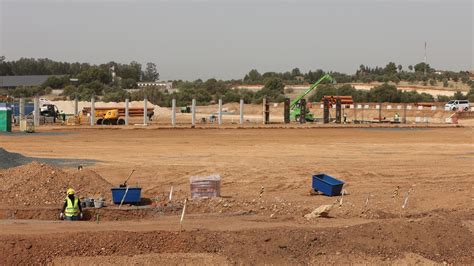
[0,148,32,169]
[0,148,96,169]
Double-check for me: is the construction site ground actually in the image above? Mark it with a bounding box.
[0,125,473,264]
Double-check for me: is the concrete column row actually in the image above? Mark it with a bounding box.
[33,97,246,128]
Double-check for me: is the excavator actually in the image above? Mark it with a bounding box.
[290,74,334,122]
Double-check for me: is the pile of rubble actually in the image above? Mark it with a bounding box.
[0,162,112,207]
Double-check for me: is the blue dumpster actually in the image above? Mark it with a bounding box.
[111,187,142,204]
[312,173,344,196]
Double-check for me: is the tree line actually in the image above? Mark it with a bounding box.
[0,57,159,99]
[1,57,473,105]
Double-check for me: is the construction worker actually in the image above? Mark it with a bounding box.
[60,188,83,221]
[60,110,66,123]
[394,112,400,123]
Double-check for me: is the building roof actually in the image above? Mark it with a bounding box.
[0,75,52,87]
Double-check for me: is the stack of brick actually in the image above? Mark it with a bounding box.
[189,174,221,199]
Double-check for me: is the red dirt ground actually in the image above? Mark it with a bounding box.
[0,126,472,264]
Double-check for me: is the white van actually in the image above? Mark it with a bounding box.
[445,100,470,111]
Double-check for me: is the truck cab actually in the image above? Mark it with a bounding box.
[40,104,59,117]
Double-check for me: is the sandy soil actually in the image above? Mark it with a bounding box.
[0,127,472,264]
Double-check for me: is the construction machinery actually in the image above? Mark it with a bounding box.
[0,95,14,102]
[290,74,334,122]
[180,106,191,113]
[82,107,154,125]
[321,96,354,107]
[97,109,125,125]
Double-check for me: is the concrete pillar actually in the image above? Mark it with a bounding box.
[143,96,148,126]
[74,97,78,116]
[191,98,196,127]
[323,99,329,124]
[262,97,266,125]
[125,98,129,125]
[33,95,40,126]
[283,98,290,124]
[171,98,176,126]
[354,102,357,123]
[19,98,25,122]
[90,95,95,126]
[378,102,382,122]
[239,99,244,125]
[218,98,222,126]
[335,99,341,124]
[361,106,364,123]
[300,99,306,124]
[403,103,407,124]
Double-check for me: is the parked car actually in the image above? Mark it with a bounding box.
[445,100,470,111]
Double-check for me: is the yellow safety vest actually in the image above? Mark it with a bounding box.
[65,197,79,217]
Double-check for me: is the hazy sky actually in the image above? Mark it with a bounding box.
[1,0,472,80]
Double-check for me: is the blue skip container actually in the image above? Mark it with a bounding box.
[111,187,142,204]
[312,173,344,196]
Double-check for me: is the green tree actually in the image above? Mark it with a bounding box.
[223,89,241,103]
[291,67,301,78]
[120,78,138,89]
[442,78,449,87]
[143,62,159,82]
[337,84,357,96]
[384,62,398,75]
[41,76,70,89]
[255,77,285,102]
[467,88,474,102]
[397,64,403,72]
[452,91,467,100]
[243,69,262,83]
[408,65,413,71]
[62,85,77,99]
[437,95,451,102]
[370,83,399,102]
[308,85,337,102]
[77,67,111,84]
[116,63,141,81]
[414,62,431,73]
[263,77,284,94]
[306,69,325,83]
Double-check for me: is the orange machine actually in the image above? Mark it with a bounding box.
[321,96,354,107]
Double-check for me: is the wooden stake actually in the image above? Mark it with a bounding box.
[402,193,409,209]
[169,186,174,202]
[339,189,345,207]
[180,198,188,231]
[119,186,129,208]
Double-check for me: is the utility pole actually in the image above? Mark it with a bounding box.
[424,41,427,76]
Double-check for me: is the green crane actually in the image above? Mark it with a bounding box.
[290,74,333,122]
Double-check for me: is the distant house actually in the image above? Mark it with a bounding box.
[295,76,305,82]
[0,75,52,89]
[134,81,175,93]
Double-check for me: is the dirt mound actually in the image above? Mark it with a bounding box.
[0,162,112,207]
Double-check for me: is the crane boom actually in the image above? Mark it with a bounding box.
[290,74,333,109]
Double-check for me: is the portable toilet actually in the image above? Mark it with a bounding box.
[0,103,12,132]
